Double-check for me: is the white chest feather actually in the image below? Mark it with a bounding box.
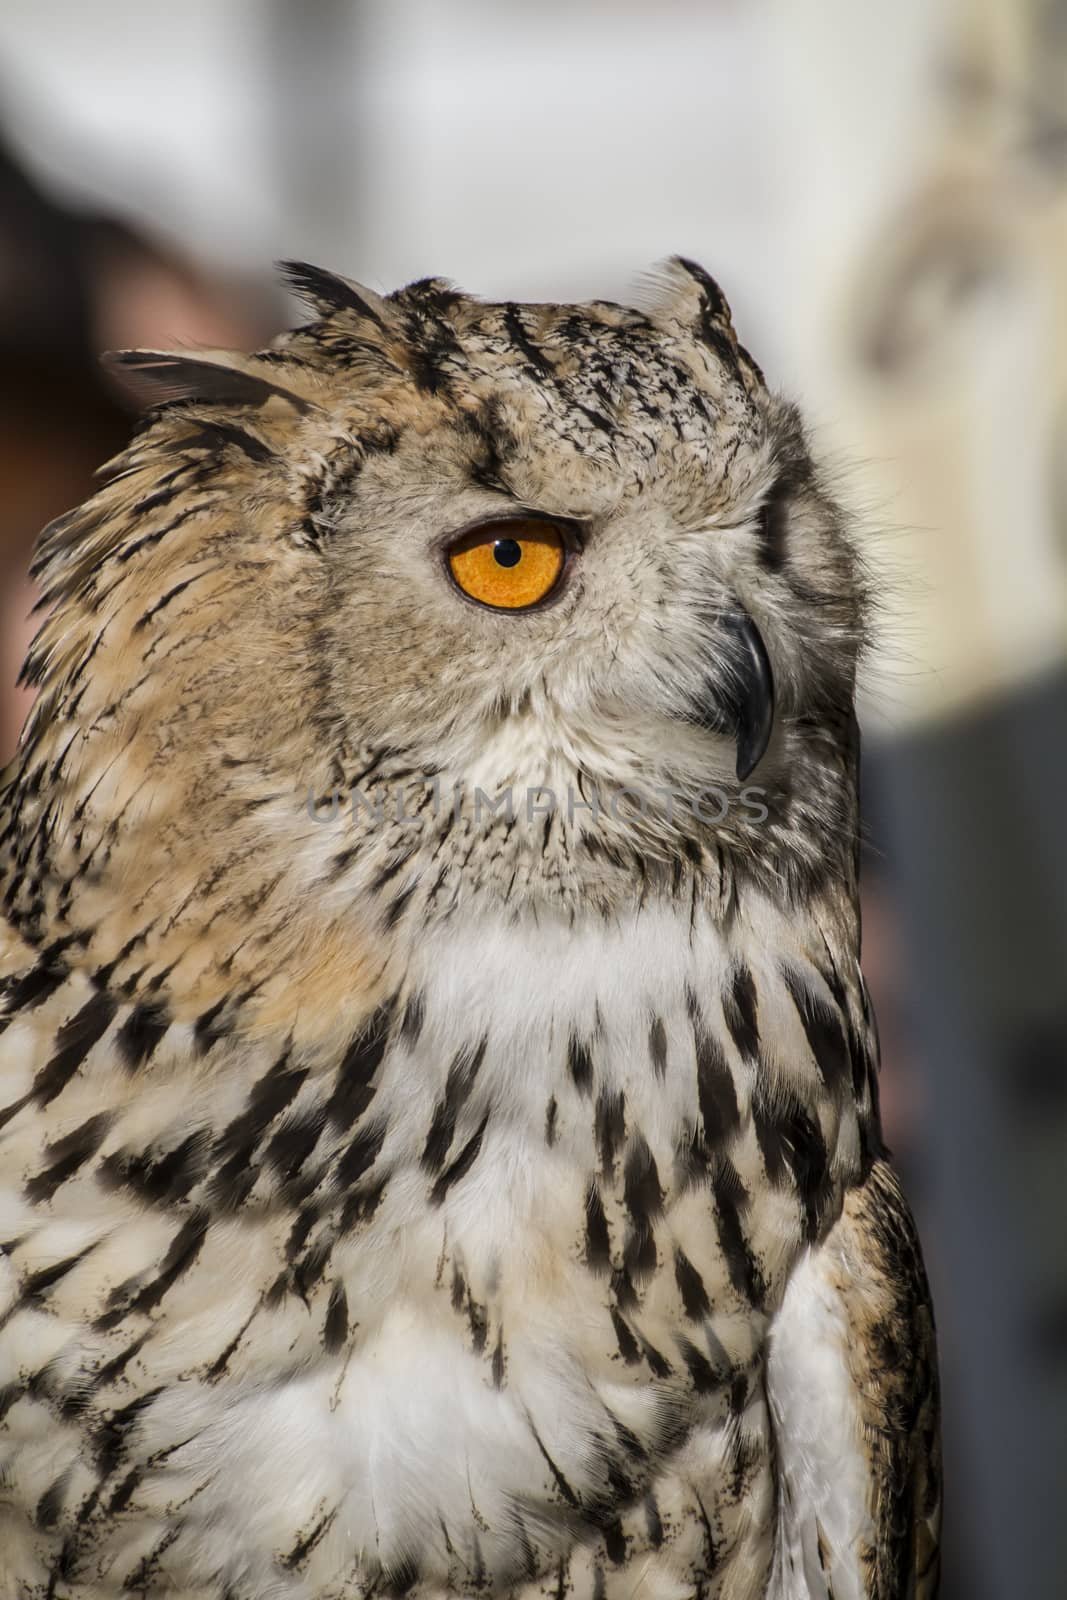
[1,898,865,1597]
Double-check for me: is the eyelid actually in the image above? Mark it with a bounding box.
[436,508,585,556]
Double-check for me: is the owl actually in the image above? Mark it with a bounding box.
[0,258,940,1599]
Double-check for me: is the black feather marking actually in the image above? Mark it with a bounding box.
[491,1329,506,1389]
[527,1417,581,1509]
[32,993,117,1108]
[0,1091,31,1134]
[648,1016,668,1078]
[87,930,146,995]
[292,1238,334,1304]
[610,1309,640,1365]
[594,1088,625,1179]
[611,1263,639,1314]
[756,473,792,571]
[281,1504,339,1572]
[204,1308,258,1383]
[729,1373,749,1415]
[280,260,388,328]
[114,1000,170,1071]
[95,1210,209,1329]
[339,1175,387,1232]
[753,1085,830,1243]
[214,1055,309,1160]
[784,970,851,1096]
[0,1383,22,1420]
[266,1108,326,1185]
[121,1525,182,1591]
[44,1534,79,1597]
[115,503,201,565]
[93,1388,164,1477]
[193,997,230,1056]
[603,1520,626,1565]
[623,1135,663,1230]
[336,1119,388,1189]
[637,1333,672,1378]
[384,882,417,929]
[503,303,555,375]
[567,1033,594,1096]
[467,1296,488,1354]
[692,1006,740,1144]
[330,1001,395,1129]
[723,965,759,1062]
[103,351,312,414]
[24,1112,113,1204]
[710,1158,765,1309]
[674,1248,712,1320]
[575,402,613,435]
[848,1018,872,1101]
[622,1136,662,1281]
[98,1131,204,1207]
[545,1095,559,1147]
[323,1281,349,1353]
[406,330,457,395]
[421,1038,487,1174]
[36,1475,68,1529]
[207,1148,258,1213]
[6,943,74,1012]
[182,418,275,463]
[399,992,424,1044]
[681,1331,723,1395]
[89,1332,150,1392]
[106,1467,142,1516]
[22,1243,98,1302]
[285,1207,318,1262]
[675,1120,711,1191]
[429,1111,490,1205]
[585,1182,612,1273]
[132,574,208,632]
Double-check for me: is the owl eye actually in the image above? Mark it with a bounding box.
[446,517,569,611]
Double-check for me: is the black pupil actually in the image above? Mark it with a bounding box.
[493,539,522,568]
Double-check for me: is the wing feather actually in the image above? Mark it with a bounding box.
[767,1159,942,1598]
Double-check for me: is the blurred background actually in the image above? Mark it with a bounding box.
[0,2,1064,1593]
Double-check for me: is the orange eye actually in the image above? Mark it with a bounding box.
[447,518,567,611]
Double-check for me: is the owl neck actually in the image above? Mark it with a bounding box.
[0,686,864,1060]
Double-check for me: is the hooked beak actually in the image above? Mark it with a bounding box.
[686,607,775,781]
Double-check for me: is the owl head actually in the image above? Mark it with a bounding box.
[6,259,866,1012]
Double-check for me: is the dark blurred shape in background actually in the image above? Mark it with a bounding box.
[0,4,1064,1595]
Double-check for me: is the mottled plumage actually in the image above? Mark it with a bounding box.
[0,258,940,1598]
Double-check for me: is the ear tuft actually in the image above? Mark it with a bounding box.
[639,256,739,355]
[278,260,390,330]
[101,350,313,414]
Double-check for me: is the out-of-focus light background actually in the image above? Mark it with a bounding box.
[0,3,1064,1594]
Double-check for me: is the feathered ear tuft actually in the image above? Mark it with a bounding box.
[639,256,739,352]
[278,260,390,329]
[101,351,313,414]
[639,256,768,388]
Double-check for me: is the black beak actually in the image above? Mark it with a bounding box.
[687,608,775,781]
